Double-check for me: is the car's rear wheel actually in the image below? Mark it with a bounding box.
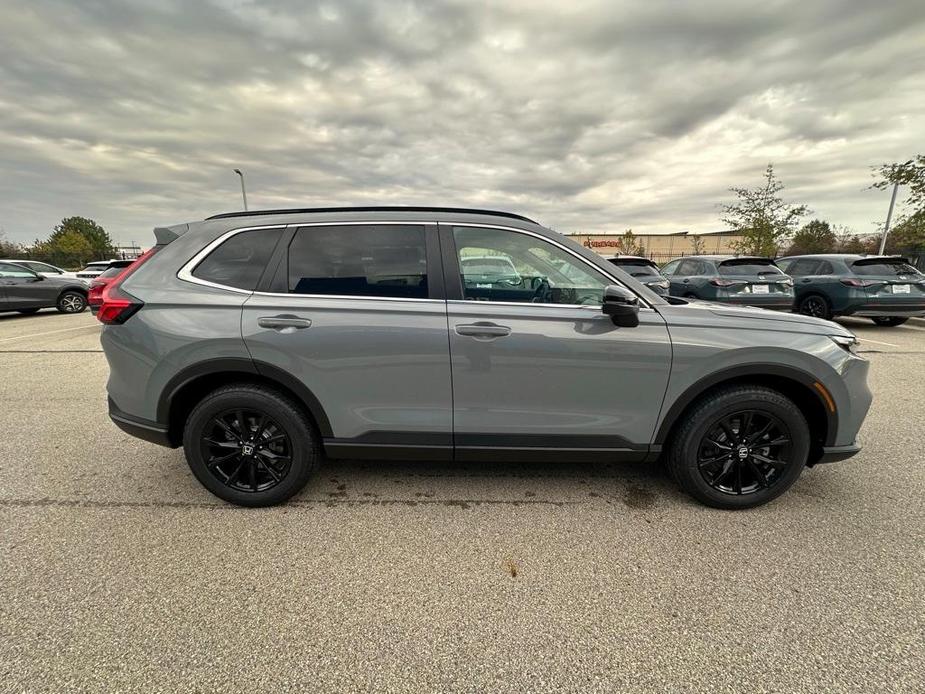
[798,294,831,320]
[871,317,908,327]
[17,308,41,315]
[183,384,321,507]
[667,385,810,509]
[56,291,87,314]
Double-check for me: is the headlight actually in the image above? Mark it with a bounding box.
[830,335,859,354]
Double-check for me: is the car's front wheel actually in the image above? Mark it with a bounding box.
[871,317,908,327]
[56,291,87,314]
[667,385,810,509]
[183,384,321,506]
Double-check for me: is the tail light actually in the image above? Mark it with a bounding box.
[840,278,877,288]
[96,247,160,325]
[88,278,106,307]
[779,277,794,287]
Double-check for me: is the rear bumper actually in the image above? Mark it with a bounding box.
[108,398,174,447]
[842,304,925,318]
[814,443,862,464]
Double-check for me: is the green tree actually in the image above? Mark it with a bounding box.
[619,229,645,255]
[722,164,808,257]
[787,219,837,255]
[49,216,115,260]
[871,155,925,215]
[689,234,706,255]
[0,228,27,259]
[884,210,925,253]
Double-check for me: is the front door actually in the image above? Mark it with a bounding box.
[0,263,51,309]
[241,222,453,459]
[442,224,672,461]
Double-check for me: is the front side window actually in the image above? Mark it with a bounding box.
[661,259,681,275]
[453,226,608,305]
[0,262,37,278]
[193,228,283,290]
[288,225,428,299]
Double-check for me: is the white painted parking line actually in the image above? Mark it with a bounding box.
[859,337,900,347]
[0,324,100,343]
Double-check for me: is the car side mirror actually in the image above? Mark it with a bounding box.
[30,275,44,282]
[602,285,639,327]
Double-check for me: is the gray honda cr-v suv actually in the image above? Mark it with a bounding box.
[100,207,871,509]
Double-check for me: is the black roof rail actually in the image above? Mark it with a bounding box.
[205,206,538,224]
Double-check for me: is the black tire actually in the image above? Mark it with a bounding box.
[871,317,908,327]
[17,308,41,315]
[798,293,831,320]
[667,385,810,509]
[182,384,322,507]
[56,291,87,314]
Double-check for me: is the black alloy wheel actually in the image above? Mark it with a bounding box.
[696,410,792,496]
[798,294,830,320]
[183,384,321,507]
[667,385,810,509]
[199,409,293,493]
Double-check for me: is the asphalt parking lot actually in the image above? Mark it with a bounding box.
[1,310,923,693]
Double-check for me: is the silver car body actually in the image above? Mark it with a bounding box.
[102,209,870,465]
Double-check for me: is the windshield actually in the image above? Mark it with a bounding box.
[718,261,782,276]
[851,260,921,276]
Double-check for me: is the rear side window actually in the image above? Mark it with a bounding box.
[718,261,782,276]
[98,263,132,280]
[677,259,706,276]
[192,228,283,290]
[818,261,834,274]
[288,225,427,299]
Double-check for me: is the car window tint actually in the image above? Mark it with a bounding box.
[21,261,57,273]
[718,261,782,275]
[851,260,921,276]
[817,261,834,275]
[193,228,283,290]
[0,262,37,278]
[611,260,660,277]
[787,259,819,276]
[660,259,681,275]
[288,225,427,299]
[453,226,608,305]
[677,259,701,276]
[99,264,131,279]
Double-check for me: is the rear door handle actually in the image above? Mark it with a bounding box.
[455,322,511,339]
[258,315,312,331]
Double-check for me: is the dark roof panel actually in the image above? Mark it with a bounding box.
[205,206,538,224]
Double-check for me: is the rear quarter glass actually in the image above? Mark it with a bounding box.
[191,228,283,291]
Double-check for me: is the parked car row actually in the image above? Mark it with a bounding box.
[0,258,138,316]
[605,253,925,326]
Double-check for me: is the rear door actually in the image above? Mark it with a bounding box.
[442,223,671,460]
[241,222,453,458]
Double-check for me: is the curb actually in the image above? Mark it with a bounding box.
[910,317,925,328]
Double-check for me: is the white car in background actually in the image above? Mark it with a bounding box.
[0,259,84,281]
[76,260,122,280]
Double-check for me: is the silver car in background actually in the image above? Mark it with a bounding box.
[99,207,871,510]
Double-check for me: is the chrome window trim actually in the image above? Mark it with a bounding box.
[177,219,651,310]
[447,222,653,310]
[178,221,438,301]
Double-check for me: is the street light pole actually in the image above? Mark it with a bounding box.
[233,168,248,211]
[877,179,899,255]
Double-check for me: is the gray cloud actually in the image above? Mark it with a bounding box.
[1,0,923,245]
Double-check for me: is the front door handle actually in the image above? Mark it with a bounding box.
[258,315,312,331]
[455,322,511,339]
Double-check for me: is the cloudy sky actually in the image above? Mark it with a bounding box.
[1,0,923,246]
